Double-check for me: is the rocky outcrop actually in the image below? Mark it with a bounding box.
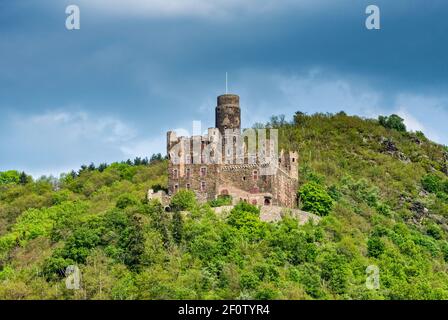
[380,137,410,163]
[442,151,448,176]
[410,201,429,222]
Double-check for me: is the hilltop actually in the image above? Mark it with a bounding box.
[0,112,447,299]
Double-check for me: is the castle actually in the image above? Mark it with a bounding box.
[166,93,298,208]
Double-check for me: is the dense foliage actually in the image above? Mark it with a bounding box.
[298,182,333,216]
[378,114,407,132]
[0,112,447,300]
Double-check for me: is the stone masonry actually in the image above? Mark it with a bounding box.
[166,93,298,208]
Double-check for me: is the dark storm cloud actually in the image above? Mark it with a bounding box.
[0,0,447,176]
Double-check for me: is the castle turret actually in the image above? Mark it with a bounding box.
[215,94,241,135]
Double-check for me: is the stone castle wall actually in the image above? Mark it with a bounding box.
[167,94,299,208]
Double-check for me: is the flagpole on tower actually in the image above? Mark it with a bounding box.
[226,72,228,94]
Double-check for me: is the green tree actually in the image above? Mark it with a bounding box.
[19,172,29,185]
[172,211,183,244]
[170,189,197,211]
[367,236,385,258]
[320,252,349,294]
[227,202,267,242]
[298,182,333,216]
[0,170,20,185]
[378,114,406,132]
[116,194,139,209]
[119,215,145,270]
[421,174,443,193]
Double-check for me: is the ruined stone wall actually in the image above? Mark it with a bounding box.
[272,167,298,208]
[168,163,220,201]
[218,165,273,194]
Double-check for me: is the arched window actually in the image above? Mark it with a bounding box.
[253,170,258,181]
[251,199,257,205]
[172,169,178,179]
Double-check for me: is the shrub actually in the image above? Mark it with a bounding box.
[426,224,443,240]
[209,195,232,207]
[172,211,183,244]
[443,180,448,194]
[298,264,325,298]
[421,174,443,193]
[170,189,197,211]
[320,252,349,294]
[0,171,20,185]
[227,202,267,241]
[298,182,333,216]
[328,185,342,201]
[43,256,75,278]
[367,236,385,258]
[376,202,391,216]
[116,194,139,209]
[240,272,260,290]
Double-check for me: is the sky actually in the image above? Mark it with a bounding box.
[0,0,447,177]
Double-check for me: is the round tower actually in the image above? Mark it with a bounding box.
[215,94,241,135]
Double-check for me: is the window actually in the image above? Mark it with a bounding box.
[200,167,207,177]
[292,158,295,162]
[252,199,257,205]
[186,168,191,179]
[186,183,191,189]
[200,181,206,192]
[172,169,178,179]
[186,155,191,164]
[174,184,179,192]
[253,170,258,181]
